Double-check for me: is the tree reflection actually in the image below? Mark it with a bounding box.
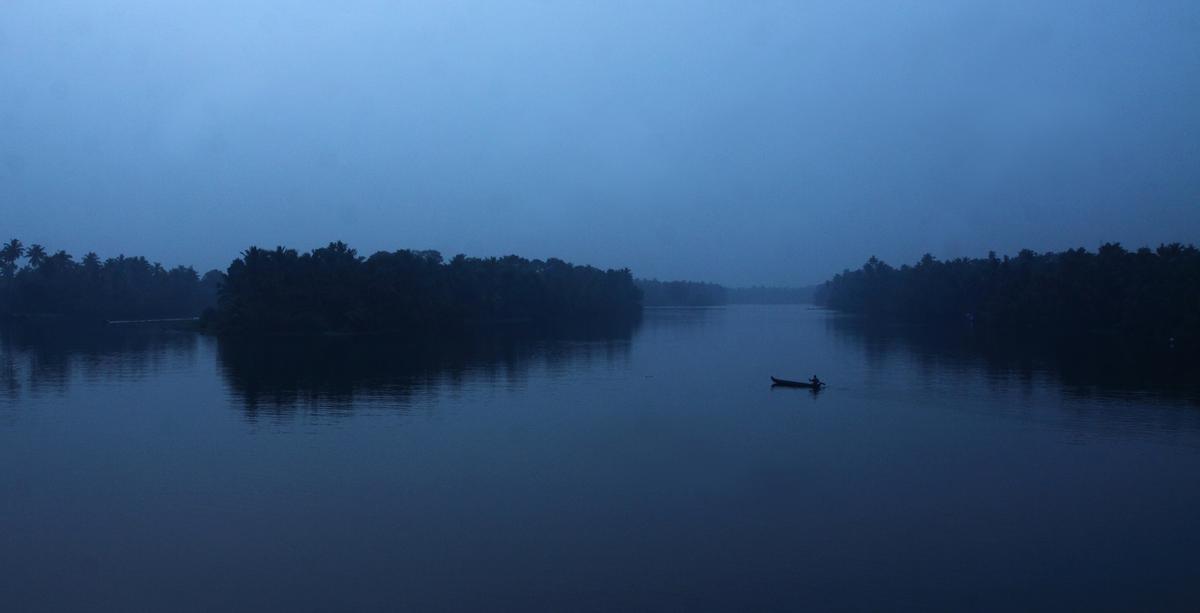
[826,315,1200,405]
[0,318,639,418]
[0,322,199,399]
[217,318,640,419]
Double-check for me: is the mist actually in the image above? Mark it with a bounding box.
[2,0,1198,285]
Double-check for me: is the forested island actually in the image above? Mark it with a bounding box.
[2,239,642,334]
[728,285,816,305]
[0,239,220,321]
[206,242,641,334]
[10,235,1195,345]
[815,243,1200,345]
[637,279,727,306]
[636,279,814,306]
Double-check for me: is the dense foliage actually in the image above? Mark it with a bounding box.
[0,238,221,321]
[637,279,727,306]
[637,280,814,306]
[815,243,1200,341]
[207,242,642,334]
[728,286,816,304]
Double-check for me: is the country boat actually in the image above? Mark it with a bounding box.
[770,376,825,389]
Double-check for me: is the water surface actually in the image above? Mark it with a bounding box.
[2,306,1199,611]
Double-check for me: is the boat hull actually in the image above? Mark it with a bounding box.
[770,376,824,389]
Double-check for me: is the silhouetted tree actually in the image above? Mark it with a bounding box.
[636,279,728,306]
[0,239,23,278]
[207,242,642,335]
[727,285,816,304]
[25,244,46,269]
[815,243,1200,344]
[0,240,219,321]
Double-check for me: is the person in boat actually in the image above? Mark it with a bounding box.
[809,375,822,387]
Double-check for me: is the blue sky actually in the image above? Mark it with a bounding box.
[2,0,1198,284]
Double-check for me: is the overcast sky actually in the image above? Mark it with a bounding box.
[2,1,1198,285]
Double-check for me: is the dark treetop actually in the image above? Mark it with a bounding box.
[0,238,220,321]
[815,243,1200,347]
[636,279,815,307]
[636,279,728,307]
[205,242,642,335]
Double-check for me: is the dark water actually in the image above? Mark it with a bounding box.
[3,306,1199,612]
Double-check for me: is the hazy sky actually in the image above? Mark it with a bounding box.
[2,1,1198,285]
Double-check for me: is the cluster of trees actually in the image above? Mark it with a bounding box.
[217,322,637,413]
[815,243,1200,342]
[206,242,642,334]
[728,286,816,304]
[636,279,815,306]
[637,279,727,306]
[0,239,221,321]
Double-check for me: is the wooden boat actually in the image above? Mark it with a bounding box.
[770,376,825,389]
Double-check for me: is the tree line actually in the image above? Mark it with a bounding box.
[814,243,1200,343]
[728,285,816,304]
[636,279,815,306]
[637,279,727,306]
[205,242,642,334]
[0,239,221,321]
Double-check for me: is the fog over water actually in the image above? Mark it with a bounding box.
[2,1,1198,284]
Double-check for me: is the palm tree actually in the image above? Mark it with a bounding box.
[0,239,22,280]
[0,239,22,268]
[47,250,74,268]
[25,244,47,268]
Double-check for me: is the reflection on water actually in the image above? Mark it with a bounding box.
[217,319,638,418]
[1,319,639,420]
[824,313,1200,445]
[6,311,1196,413]
[0,323,200,401]
[827,314,1200,403]
[3,307,1200,611]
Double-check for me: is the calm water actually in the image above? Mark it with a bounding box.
[2,306,1199,612]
